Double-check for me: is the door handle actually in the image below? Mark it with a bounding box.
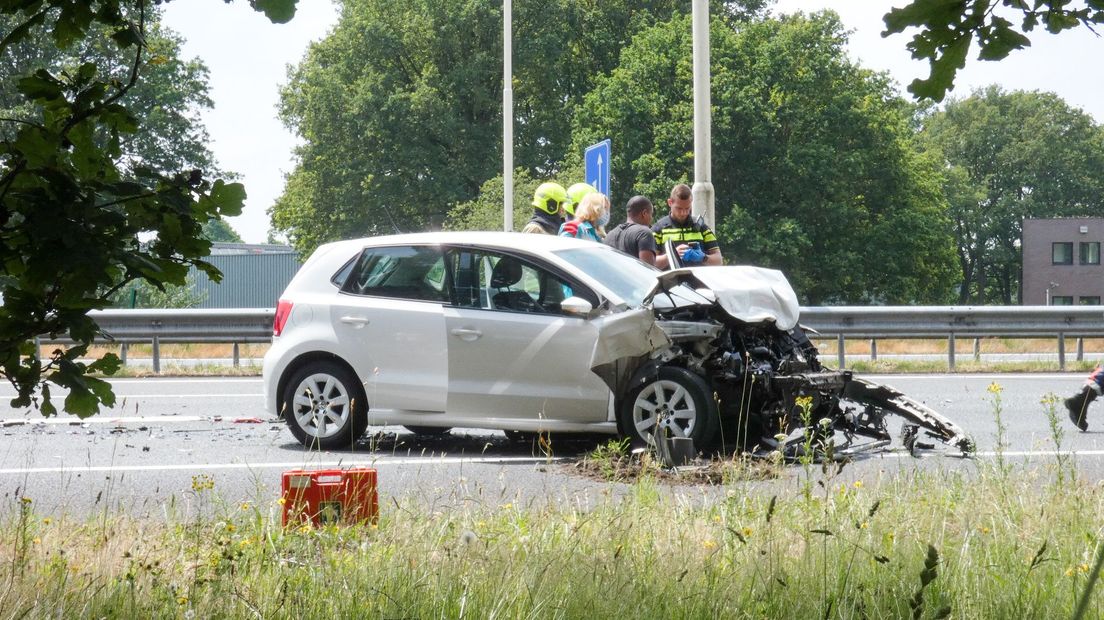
[450,327,482,339]
[340,315,371,326]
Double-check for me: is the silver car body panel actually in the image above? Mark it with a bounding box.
[648,266,801,331]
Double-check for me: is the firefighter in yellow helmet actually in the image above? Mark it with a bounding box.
[521,182,567,234]
[563,182,596,219]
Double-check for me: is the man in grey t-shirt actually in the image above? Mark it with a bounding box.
[604,195,657,266]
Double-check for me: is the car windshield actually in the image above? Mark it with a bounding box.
[553,246,660,307]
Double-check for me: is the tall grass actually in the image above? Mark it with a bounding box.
[2,461,1102,618]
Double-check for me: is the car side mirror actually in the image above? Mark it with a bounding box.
[561,296,594,318]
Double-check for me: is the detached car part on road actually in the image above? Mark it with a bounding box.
[262,232,973,458]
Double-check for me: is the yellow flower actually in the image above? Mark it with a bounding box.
[713,515,722,523]
[852,480,863,489]
[277,497,287,506]
[240,502,251,511]
[980,526,990,535]
[239,538,252,547]
[859,521,869,529]
[177,596,188,605]
[500,502,513,510]
[1066,567,1076,577]
[20,497,31,505]
[987,382,1003,394]
[32,537,41,545]
[703,540,717,550]
[1080,563,1090,573]
[742,527,753,538]
[298,524,311,534]
[42,517,52,525]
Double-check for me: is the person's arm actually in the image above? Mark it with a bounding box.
[703,249,722,266]
[637,250,656,266]
[655,252,671,269]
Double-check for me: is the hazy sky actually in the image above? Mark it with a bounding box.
[162,0,1102,243]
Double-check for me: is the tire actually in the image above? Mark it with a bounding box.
[619,366,718,448]
[283,361,369,450]
[405,425,452,437]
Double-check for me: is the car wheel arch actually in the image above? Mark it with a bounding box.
[276,351,366,419]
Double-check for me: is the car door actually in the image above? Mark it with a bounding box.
[331,245,448,412]
[442,248,610,422]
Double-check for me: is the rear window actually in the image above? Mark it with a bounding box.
[341,246,448,302]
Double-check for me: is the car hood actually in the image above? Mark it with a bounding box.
[644,266,801,331]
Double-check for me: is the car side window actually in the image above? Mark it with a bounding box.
[446,249,586,315]
[342,246,448,302]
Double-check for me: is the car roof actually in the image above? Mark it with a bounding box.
[316,231,604,255]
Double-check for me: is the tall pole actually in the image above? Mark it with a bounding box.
[503,0,513,231]
[691,0,714,229]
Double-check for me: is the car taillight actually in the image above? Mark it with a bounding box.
[274,299,294,336]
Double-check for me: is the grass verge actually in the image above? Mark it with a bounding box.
[2,461,1101,618]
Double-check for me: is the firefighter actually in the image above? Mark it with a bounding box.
[521,182,568,234]
[563,182,596,219]
[652,183,722,269]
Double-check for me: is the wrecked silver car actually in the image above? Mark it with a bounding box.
[263,231,972,456]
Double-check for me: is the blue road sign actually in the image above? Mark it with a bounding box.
[584,139,611,198]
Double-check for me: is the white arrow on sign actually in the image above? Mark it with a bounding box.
[595,154,603,192]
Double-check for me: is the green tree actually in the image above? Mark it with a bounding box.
[883,0,1104,101]
[571,11,958,304]
[271,0,766,254]
[202,218,244,242]
[918,86,1104,304]
[0,0,294,417]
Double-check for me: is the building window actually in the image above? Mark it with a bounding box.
[1053,242,1074,265]
[1051,296,1074,305]
[1079,296,1101,305]
[1081,242,1101,265]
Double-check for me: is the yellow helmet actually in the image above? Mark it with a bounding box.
[531,182,567,215]
[564,182,596,217]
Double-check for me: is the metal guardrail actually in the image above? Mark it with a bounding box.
[38,306,1104,373]
[799,306,1104,370]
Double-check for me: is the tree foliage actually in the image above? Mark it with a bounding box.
[0,0,294,417]
[271,0,767,255]
[572,12,958,303]
[917,87,1104,304]
[883,0,1104,101]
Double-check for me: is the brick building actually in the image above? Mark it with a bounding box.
[1022,218,1104,305]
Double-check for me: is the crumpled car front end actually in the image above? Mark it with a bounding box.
[601,266,973,459]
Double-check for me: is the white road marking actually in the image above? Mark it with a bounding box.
[1,415,218,426]
[0,456,563,475]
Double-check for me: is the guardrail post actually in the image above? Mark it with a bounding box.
[948,333,956,372]
[120,343,128,366]
[837,334,845,369]
[1058,333,1066,371]
[232,343,240,367]
[869,339,877,362]
[1077,337,1084,362]
[152,336,161,374]
[973,338,980,362]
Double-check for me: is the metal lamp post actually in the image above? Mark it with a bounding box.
[691,0,714,229]
[503,0,513,231]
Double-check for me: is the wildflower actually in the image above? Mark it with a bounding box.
[1066,567,1076,577]
[184,610,196,620]
[742,527,753,538]
[225,523,236,533]
[42,517,52,525]
[859,522,869,530]
[177,596,189,605]
[852,480,864,489]
[986,382,1003,394]
[32,537,41,545]
[1080,563,1090,573]
[277,497,287,506]
[298,524,311,534]
[980,526,991,535]
[191,475,215,492]
[713,515,722,523]
[1040,393,1060,406]
[20,497,31,505]
[703,540,717,550]
[239,538,252,547]
[500,502,513,511]
[240,502,251,511]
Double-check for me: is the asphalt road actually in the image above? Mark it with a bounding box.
[0,374,1101,519]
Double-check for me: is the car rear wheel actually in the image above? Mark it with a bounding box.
[283,362,368,450]
[620,366,718,448]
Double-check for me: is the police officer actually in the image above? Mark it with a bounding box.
[521,182,567,234]
[652,183,722,269]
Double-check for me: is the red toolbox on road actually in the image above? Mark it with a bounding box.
[281,468,379,526]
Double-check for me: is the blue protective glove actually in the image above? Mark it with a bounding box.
[681,247,706,264]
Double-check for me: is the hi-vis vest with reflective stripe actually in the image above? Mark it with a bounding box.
[652,215,719,252]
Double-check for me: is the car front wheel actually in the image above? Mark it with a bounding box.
[283,362,368,450]
[619,366,718,448]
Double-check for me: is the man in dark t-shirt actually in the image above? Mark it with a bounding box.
[604,195,658,266]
